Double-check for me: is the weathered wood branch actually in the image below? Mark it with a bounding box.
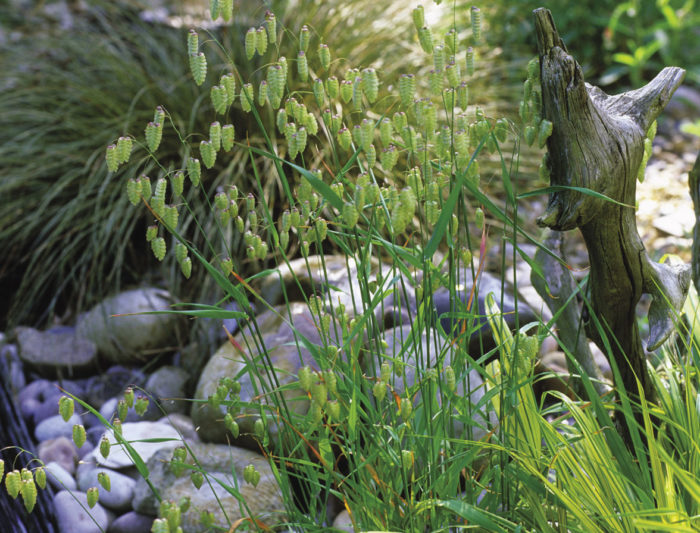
[531,229,609,397]
[532,8,690,408]
[690,152,700,295]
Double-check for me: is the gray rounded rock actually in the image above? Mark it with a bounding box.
[77,466,135,512]
[144,365,189,415]
[89,421,182,469]
[18,379,55,419]
[99,397,119,422]
[76,288,179,365]
[157,413,199,442]
[38,436,78,474]
[45,461,77,491]
[15,325,98,378]
[132,443,285,533]
[107,511,154,533]
[332,509,354,532]
[54,490,114,533]
[35,413,82,442]
[83,365,146,408]
[433,269,538,356]
[258,254,416,330]
[32,390,64,425]
[192,302,340,446]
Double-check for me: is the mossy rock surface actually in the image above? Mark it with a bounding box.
[131,443,285,532]
[193,302,339,447]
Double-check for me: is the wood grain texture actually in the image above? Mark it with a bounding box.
[532,8,690,412]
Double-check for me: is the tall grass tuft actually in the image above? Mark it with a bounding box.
[0,0,467,334]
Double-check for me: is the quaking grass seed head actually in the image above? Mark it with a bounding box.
[72,424,86,448]
[297,51,308,82]
[187,29,198,56]
[258,80,268,106]
[245,27,256,60]
[267,65,284,103]
[444,28,457,54]
[313,78,325,106]
[340,80,353,103]
[220,0,233,21]
[126,178,141,205]
[418,26,434,54]
[265,11,277,44]
[34,467,46,490]
[5,470,20,499]
[352,76,363,111]
[180,257,192,279]
[240,83,254,112]
[433,44,445,72]
[144,122,162,152]
[22,478,37,512]
[446,61,460,87]
[255,26,268,56]
[362,68,378,103]
[105,144,118,172]
[538,119,553,148]
[151,237,166,261]
[191,52,207,86]
[471,6,481,43]
[318,43,331,70]
[379,118,393,146]
[326,76,339,100]
[221,124,235,151]
[299,25,310,52]
[466,47,474,76]
[209,0,220,19]
[116,136,132,164]
[200,140,216,169]
[412,5,424,30]
[146,225,158,242]
[338,127,351,151]
[58,396,74,422]
[221,73,236,106]
[209,121,222,150]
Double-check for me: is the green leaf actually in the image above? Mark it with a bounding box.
[613,52,637,66]
[423,140,485,260]
[416,499,513,532]
[318,437,334,471]
[517,185,635,209]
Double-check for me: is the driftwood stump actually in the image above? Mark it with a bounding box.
[690,152,700,295]
[533,9,690,416]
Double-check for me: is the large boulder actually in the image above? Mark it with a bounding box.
[258,254,417,330]
[76,465,135,512]
[76,288,179,365]
[53,490,114,533]
[15,326,97,378]
[143,365,189,415]
[89,421,182,469]
[433,270,538,357]
[192,302,339,447]
[131,443,285,532]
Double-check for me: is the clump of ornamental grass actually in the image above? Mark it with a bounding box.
[488,280,700,532]
[0,0,440,334]
[98,1,537,529]
[0,1,212,329]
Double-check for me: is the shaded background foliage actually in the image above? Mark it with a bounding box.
[0,0,697,332]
